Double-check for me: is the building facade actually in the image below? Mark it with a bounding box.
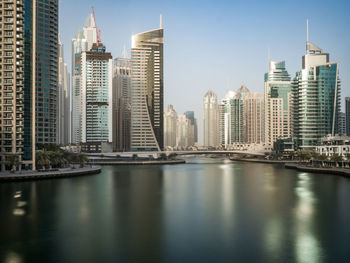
[71,14,97,144]
[338,112,346,136]
[184,111,198,144]
[81,43,113,143]
[57,37,70,145]
[264,61,292,145]
[293,41,340,149]
[346,97,350,136]
[176,114,194,149]
[203,90,219,147]
[316,135,350,158]
[130,24,164,151]
[244,93,264,144]
[112,55,131,152]
[164,105,177,148]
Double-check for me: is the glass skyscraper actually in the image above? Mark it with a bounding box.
[292,41,340,149]
[130,22,164,151]
[264,61,292,146]
[346,97,350,136]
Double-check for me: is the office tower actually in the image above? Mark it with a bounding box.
[130,19,164,151]
[203,90,219,147]
[184,111,198,144]
[245,93,264,144]
[57,37,70,145]
[113,53,131,152]
[80,43,113,143]
[264,61,292,145]
[176,114,194,149]
[218,91,236,147]
[230,85,250,143]
[293,24,340,149]
[35,0,58,144]
[219,102,226,146]
[71,14,97,144]
[164,105,177,148]
[346,97,350,136]
[338,112,346,135]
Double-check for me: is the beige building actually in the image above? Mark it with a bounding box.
[203,90,219,147]
[176,114,195,149]
[164,105,177,148]
[244,93,264,144]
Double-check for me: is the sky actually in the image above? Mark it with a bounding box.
[60,0,350,144]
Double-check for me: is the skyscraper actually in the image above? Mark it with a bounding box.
[264,61,292,145]
[35,0,58,144]
[81,43,113,143]
[164,105,177,148]
[245,93,264,144]
[113,53,131,152]
[57,37,70,145]
[130,19,164,151]
[203,90,219,147]
[176,114,194,149]
[338,112,346,135]
[346,97,350,136]
[293,24,340,149]
[71,14,97,144]
[184,111,198,144]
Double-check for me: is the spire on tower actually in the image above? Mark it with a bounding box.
[160,14,163,29]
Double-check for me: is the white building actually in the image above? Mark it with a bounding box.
[176,115,195,149]
[316,135,350,158]
[164,105,177,148]
[71,14,97,144]
[203,90,219,147]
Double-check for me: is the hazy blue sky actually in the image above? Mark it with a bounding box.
[60,0,350,143]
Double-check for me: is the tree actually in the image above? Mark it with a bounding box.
[77,153,89,168]
[132,154,138,160]
[37,150,50,170]
[159,153,167,160]
[330,154,343,167]
[4,154,21,173]
[48,150,63,168]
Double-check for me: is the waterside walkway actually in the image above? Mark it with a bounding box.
[0,166,101,182]
[89,159,186,165]
[285,163,350,178]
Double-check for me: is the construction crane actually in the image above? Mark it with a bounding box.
[91,6,101,44]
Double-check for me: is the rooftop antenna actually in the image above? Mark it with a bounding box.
[306,19,309,43]
[160,14,163,29]
[122,44,127,58]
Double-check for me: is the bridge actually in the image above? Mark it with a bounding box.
[87,150,266,158]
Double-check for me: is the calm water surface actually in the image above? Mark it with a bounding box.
[1,158,350,262]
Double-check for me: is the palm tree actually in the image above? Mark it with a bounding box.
[37,150,50,170]
[48,150,63,169]
[77,153,89,168]
[159,153,167,160]
[330,154,343,167]
[4,154,21,173]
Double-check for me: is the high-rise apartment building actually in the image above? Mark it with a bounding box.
[80,43,113,143]
[184,111,198,144]
[176,114,194,149]
[245,93,264,144]
[293,36,340,149]
[71,14,97,144]
[35,0,58,144]
[113,54,131,152]
[130,21,164,151]
[203,90,219,147]
[0,0,58,171]
[338,112,346,135]
[164,105,177,148]
[264,61,292,145]
[346,97,350,136]
[57,37,70,145]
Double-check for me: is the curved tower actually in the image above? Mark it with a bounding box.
[130,24,164,151]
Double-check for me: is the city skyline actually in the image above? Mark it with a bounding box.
[60,0,350,144]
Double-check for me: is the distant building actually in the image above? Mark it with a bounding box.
[293,35,340,149]
[184,111,198,143]
[346,97,350,136]
[274,138,297,154]
[264,61,292,146]
[176,115,195,149]
[338,112,346,135]
[164,105,177,148]
[113,54,131,152]
[316,135,350,158]
[203,90,219,147]
[244,93,264,144]
[130,22,164,151]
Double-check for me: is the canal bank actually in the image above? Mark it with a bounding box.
[0,166,101,182]
[89,159,186,165]
[285,163,350,178]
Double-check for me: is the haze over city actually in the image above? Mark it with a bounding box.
[60,0,350,143]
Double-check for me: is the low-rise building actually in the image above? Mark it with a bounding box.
[316,135,350,158]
